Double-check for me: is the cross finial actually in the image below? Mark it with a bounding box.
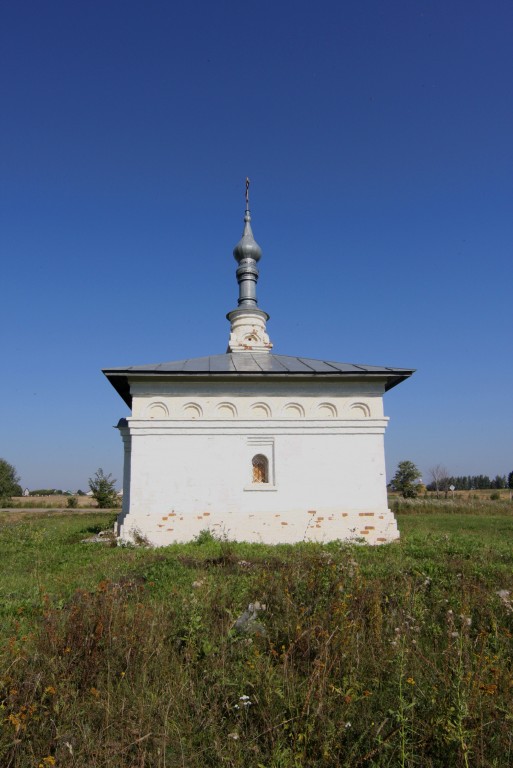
[245,177,250,209]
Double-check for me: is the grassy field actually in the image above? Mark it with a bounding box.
[1,504,512,767]
[4,495,105,509]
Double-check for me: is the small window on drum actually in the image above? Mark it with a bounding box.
[252,454,269,484]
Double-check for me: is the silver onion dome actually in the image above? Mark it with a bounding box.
[230,178,263,309]
[233,208,262,263]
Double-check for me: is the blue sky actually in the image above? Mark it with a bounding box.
[1,0,511,490]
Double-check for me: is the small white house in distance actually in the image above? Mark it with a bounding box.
[103,188,414,545]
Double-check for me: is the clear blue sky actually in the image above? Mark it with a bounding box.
[1,0,511,491]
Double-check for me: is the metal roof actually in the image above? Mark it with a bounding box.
[103,353,414,408]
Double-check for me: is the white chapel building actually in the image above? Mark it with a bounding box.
[103,189,413,545]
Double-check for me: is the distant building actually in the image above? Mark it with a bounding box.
[23,488,30,497]
[104,189,413,545]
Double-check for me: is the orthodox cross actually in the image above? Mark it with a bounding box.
[245,177,250,208]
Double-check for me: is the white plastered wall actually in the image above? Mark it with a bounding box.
[116,378,399,545]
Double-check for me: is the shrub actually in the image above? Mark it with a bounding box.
[88,468,118,508]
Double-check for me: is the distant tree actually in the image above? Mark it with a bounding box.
[508,472,513,490]
[76,489,86,496]
[391,460,422,498]
[0,458,22,499]
[429,464,450,499]
[88,468,117,508]
[491,475,506,489]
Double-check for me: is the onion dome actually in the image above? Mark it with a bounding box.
[226,179,272,352]
[233,208,262,263]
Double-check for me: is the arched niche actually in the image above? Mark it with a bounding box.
[252,454,269,484]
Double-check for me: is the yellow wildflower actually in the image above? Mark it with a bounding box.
[8,713,21,730]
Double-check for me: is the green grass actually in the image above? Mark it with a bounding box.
[1,506,512,767]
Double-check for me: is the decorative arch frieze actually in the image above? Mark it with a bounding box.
[182,402,203,419]
[316,402,338,418]
[145,401,169,419]
[349,401,371,418]
[282,402,305,418]
[250,402,272,418]
[216,402,238,418]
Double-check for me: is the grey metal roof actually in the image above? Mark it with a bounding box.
[103,353,414,408]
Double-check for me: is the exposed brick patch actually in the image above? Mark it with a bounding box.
[358,512,375,517]
[365,526,375,530]
[360,530,370,535]
[280,521,288,526]
[377,537,386,542]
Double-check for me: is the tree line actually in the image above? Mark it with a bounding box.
[28,489,88,496]
[391,461,513,499]
[426,473,513,492]
[426,464,513,494]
